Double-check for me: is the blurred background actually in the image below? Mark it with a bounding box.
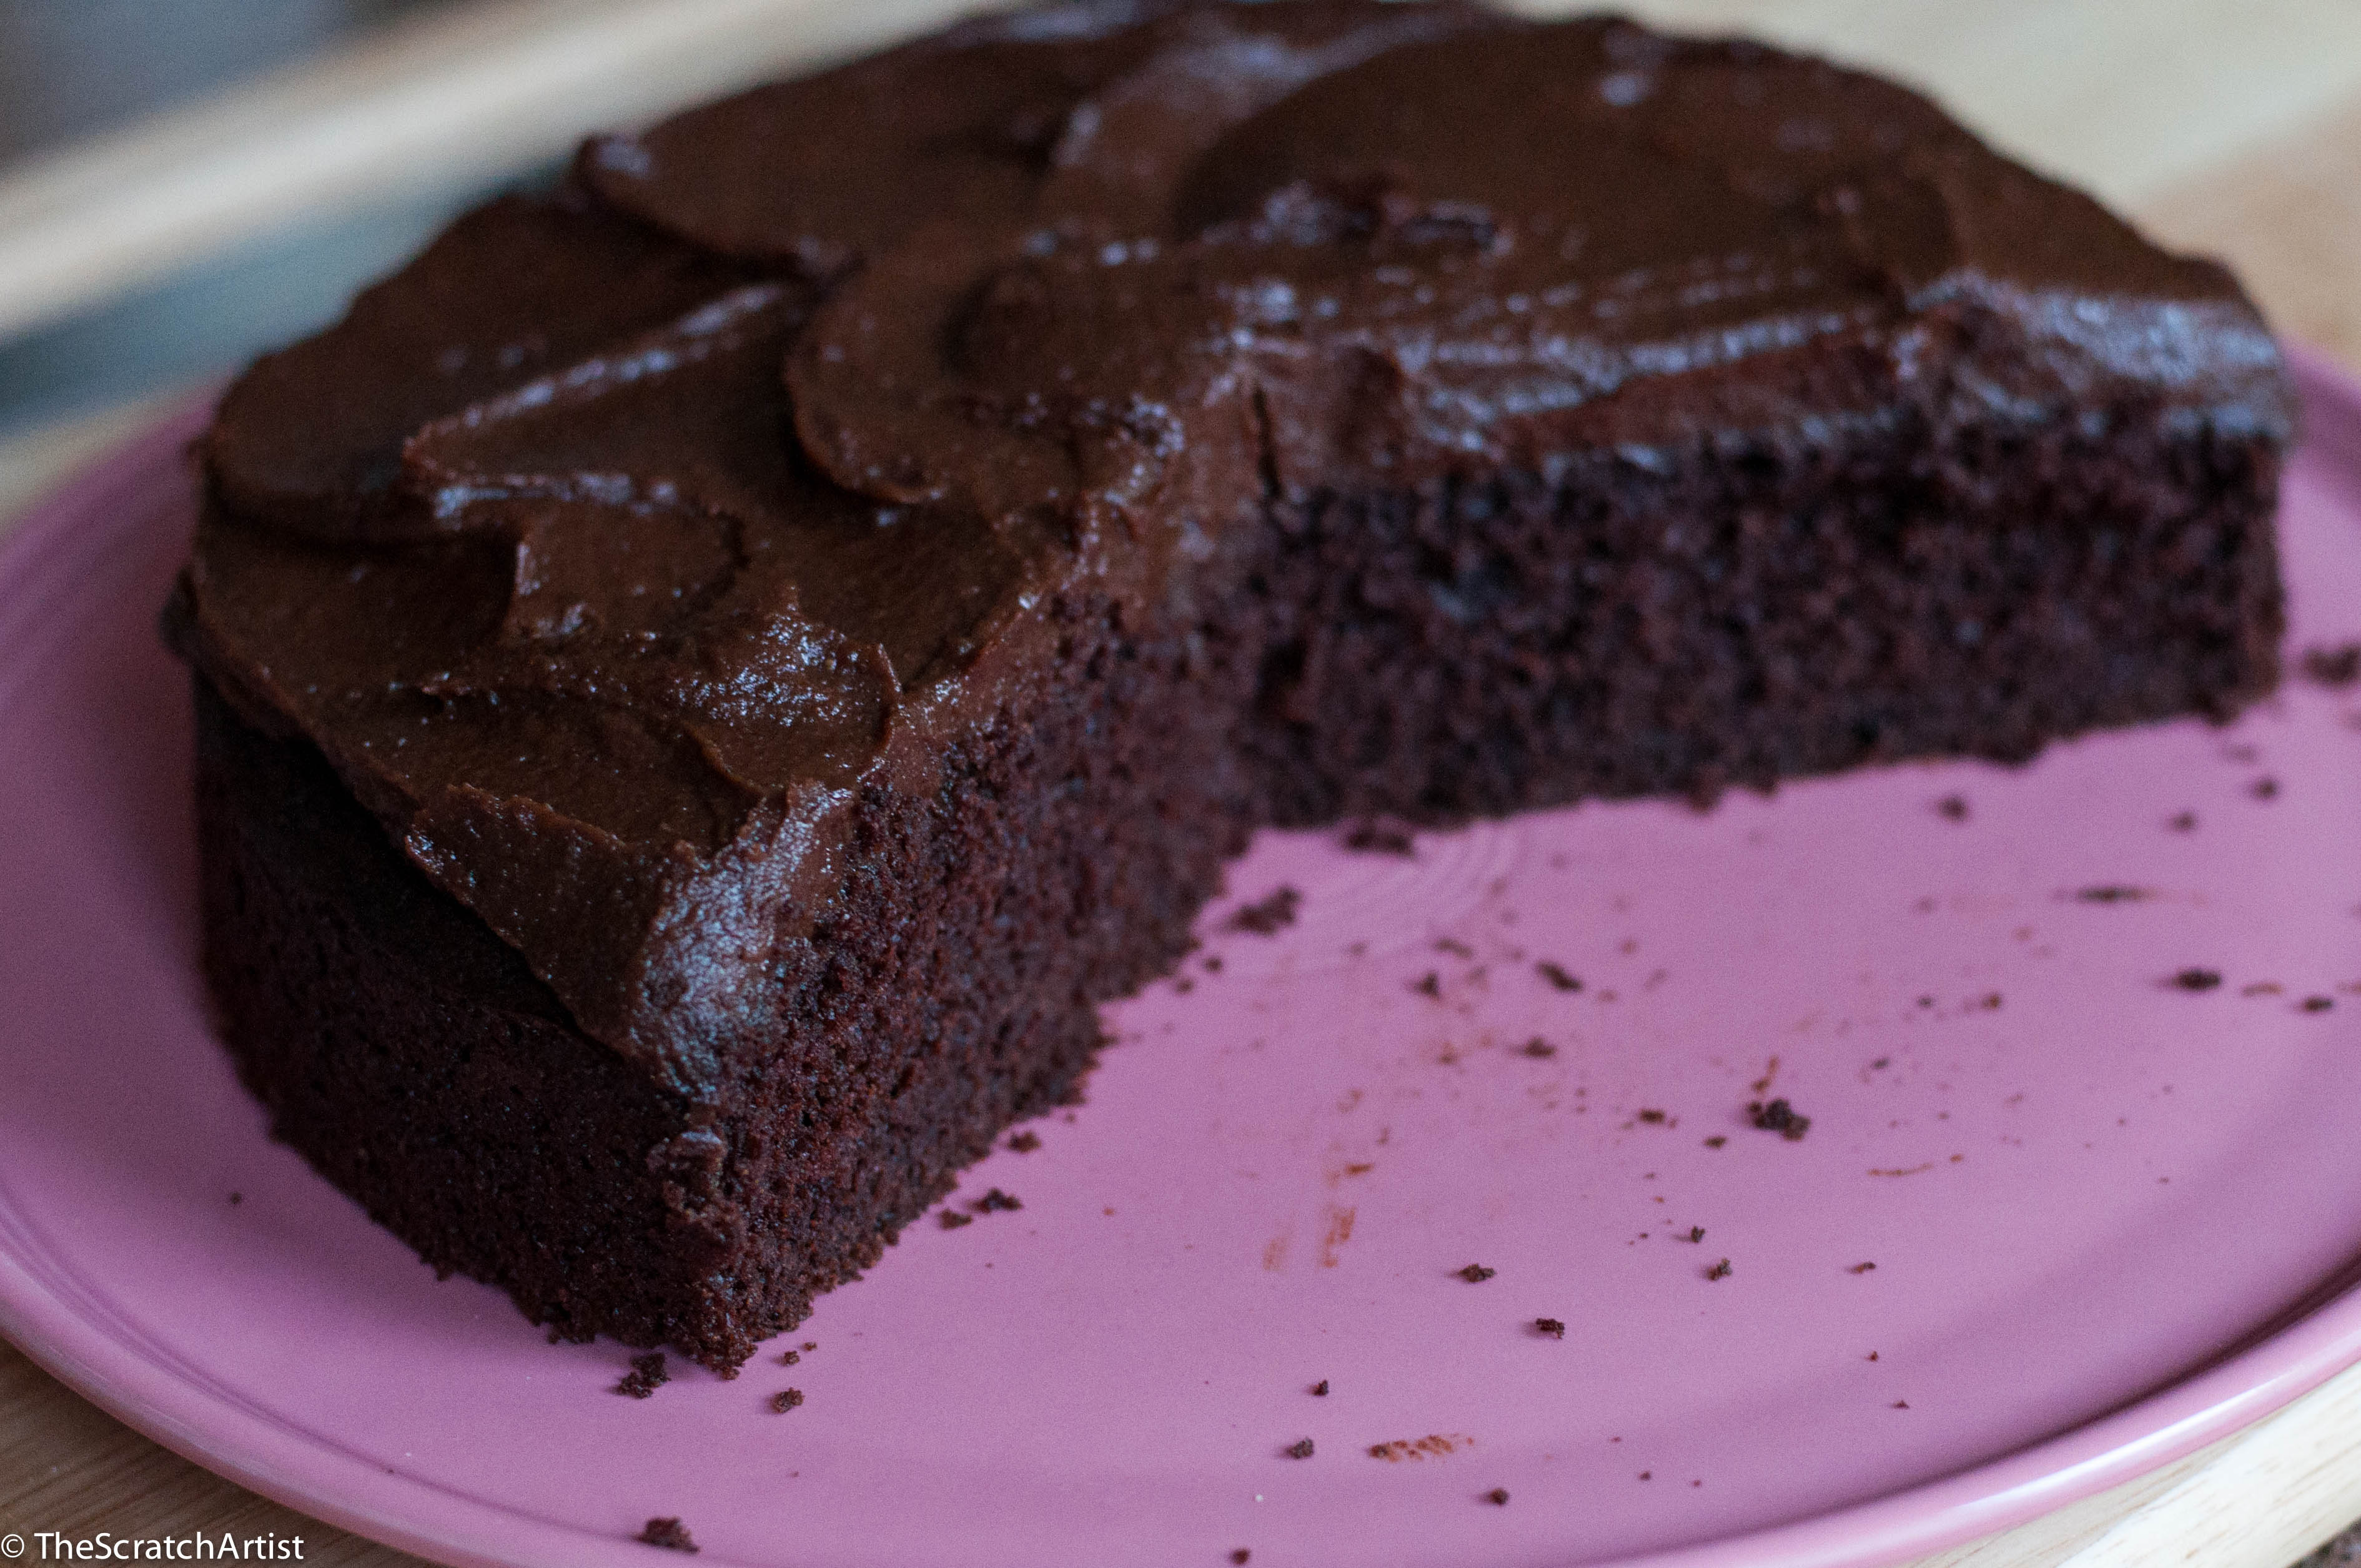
[0,0,477,438]
[2,2,2360,1564]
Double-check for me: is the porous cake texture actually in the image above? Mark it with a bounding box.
[169,0,2290,1368]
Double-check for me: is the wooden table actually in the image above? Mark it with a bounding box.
[4,2,2361,1562]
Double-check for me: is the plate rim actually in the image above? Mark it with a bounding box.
[4,353,2359,1568]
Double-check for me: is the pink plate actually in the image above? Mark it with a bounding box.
[7,359,2361,1568]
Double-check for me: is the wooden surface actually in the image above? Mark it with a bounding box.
[5,1,2361,1564]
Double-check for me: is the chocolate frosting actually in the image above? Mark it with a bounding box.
[172,1,2292,1096]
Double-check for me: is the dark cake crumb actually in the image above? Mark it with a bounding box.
[1007,1130,1041,1152]
[1342,819,1416,856]
[1412,971,1442,997]
[228,1192,242,1205]
[1458,1264,1497,1283]
[1229,887,1301,934]
[1935,795,1969,821]
[771,1388,804,1413]
[1848,1262,1877,1275]
[1230,1552,1251,1566]
[1703,1136,1727,1148]
[1893,1400,1911,1409]
[1310,1379,1329,1396]
[1534,1318,1567,1339]
[1487,1488,1511,1506]
[1748,1098,1811,1140]
[974,1188,1022,1212]
[1636,1108,1666,1124]
[2252,776,2280,801]
[2172,969,2223,991]
[2305,996,2336,1012]
[939,1210,974,1230]
[1537,961,1583,992]
[2302,643,2361,686]
[1685,1226,1706,1243]
[616,1353,668,1399]
[780,1349,799,1364]
[637,1518,697,1553]
[1706,1259,1732,1281]
[2076,885,2154,903]
[1287,1438,1315,1459]
[1522,1037,1557,1058]
[1434,937,1475,958]
[2169,811,2198,832]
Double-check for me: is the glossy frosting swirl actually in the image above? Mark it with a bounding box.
[172,1,2291,1093]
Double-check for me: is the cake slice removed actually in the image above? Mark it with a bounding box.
[170,1,2289,1369]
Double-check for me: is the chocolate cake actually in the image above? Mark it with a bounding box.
[166,0,2292,1370]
